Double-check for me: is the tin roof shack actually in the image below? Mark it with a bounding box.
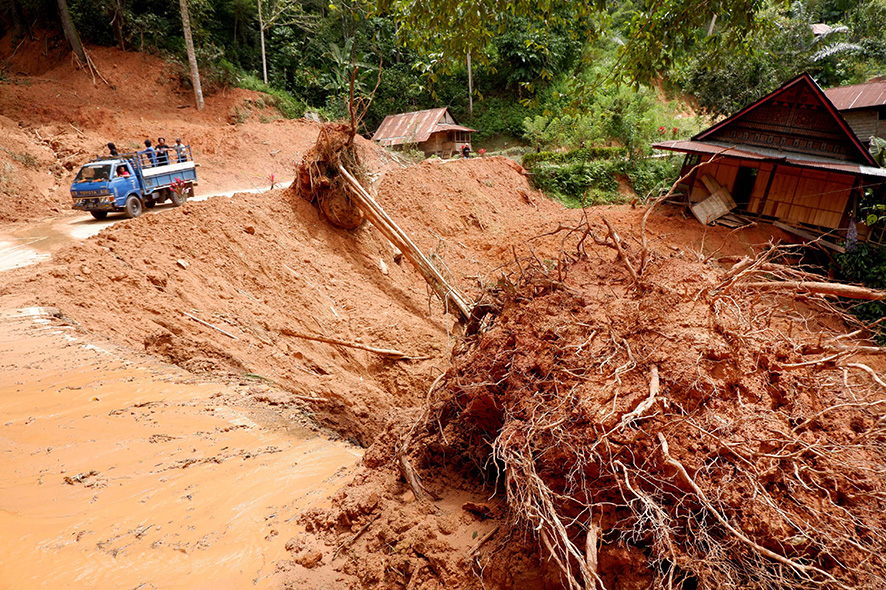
[824,79,886,145]
[373,108,476,158]
[654,73,886,248]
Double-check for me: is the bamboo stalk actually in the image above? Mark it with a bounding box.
[183,311,239,340]
[337,164,472,320]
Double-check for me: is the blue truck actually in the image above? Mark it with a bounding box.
[70,145,198,219]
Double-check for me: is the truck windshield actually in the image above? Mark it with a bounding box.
[75,164,112,183]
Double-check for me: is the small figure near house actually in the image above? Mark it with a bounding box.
[156,137,170,166]
[107,142,119,156]
[143,139,157,167]
[117,165,130,177]
[461,144,471,159]
[174,138,187,162]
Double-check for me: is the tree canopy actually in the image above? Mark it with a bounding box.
[2,0,884,135]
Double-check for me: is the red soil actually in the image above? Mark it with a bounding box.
[5,33,883,590]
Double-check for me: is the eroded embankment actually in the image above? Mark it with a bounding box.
[2,156,559,445]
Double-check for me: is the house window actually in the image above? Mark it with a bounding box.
[454,131,470,143]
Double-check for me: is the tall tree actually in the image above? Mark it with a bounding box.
[257,0,317,85]
[56,0,87,64]
[10,0,34,40]
[179,0,204,110]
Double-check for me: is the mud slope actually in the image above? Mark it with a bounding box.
[0,32,326,223]
[2,156,555,443]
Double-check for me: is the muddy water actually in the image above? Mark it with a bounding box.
[0,305,362,589]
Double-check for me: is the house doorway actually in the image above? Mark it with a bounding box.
[733,166,758,210]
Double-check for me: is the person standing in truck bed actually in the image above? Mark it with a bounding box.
[174,138,187,162]
[143,139,157,167]
[156,137,170,166]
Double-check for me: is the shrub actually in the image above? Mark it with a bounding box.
[835,243,886,333]
[529,161,621,207]
[237,74,309,119]
[467,97,540,141]
[621,156,682,199]
[522,146,628,168]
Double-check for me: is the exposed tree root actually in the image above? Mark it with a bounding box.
[404,216,886,590]
[292,122,366,229]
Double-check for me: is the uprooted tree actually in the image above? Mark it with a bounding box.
[399,215,886,589]
[292,65,472,320]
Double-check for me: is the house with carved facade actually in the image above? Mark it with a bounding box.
[654,73,886,246]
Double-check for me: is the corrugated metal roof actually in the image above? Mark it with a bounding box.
[372,108,475,147]
[824,80,886,111]
[653,139,886,179]
[434,123,477,133]
[810,23,833,36]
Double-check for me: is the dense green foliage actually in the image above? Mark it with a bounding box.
[2,0,883,206]
[675,1,886,116]
[527,150,681,206]
[522,147,629,168]
[835,243,886,332]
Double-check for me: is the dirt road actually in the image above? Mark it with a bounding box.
[0,303,362,589]
[0,181,290,273]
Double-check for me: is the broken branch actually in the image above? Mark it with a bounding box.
[601,216,639,286]
[183,311,240,340]
[280,327,422,360]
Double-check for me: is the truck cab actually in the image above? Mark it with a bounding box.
[71,146,198,220]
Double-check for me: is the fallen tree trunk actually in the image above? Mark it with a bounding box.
[337,164,473,321]
[738,281,886,300]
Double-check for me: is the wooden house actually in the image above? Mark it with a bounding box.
[373,108,476,157]
[654,73,886,246]
[824,79,886,145]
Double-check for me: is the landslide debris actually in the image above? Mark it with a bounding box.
[3,155,556,447]
[303,218,886,590]
[432,225,886,589]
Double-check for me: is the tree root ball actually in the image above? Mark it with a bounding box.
[319,188,364,230]
[293,122,366,231]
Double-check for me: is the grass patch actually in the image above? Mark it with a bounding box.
[237,74,310,120]
[0,147,39,169]
[527,154,682,207]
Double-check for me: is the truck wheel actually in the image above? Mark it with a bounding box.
[124,196,143,219]
[90,211,108,220]
[170,186,187,207]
